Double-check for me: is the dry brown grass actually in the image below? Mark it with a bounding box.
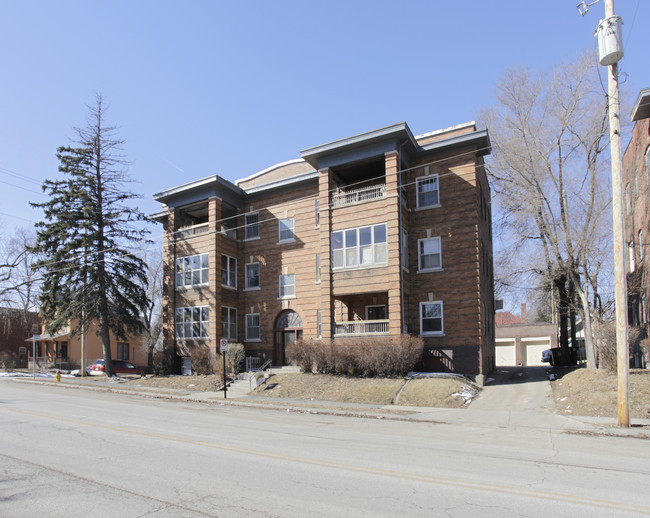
[551,368,650,419]
[252,373,477,408]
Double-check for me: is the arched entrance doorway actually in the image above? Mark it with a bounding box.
[274,310,303,365]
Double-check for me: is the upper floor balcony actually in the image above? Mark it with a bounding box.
[331,183,387,208]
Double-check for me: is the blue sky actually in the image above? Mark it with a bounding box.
[1,1,648,300]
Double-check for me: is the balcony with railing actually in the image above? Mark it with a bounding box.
[331,183,386,208]
[175,223,209,240]
[333,319,389,337]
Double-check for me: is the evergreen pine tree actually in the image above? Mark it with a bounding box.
[31,95,150,377]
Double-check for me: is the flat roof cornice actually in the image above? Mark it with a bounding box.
[153,174,244,204]
[631,88,650,121]
[300,122,417,168]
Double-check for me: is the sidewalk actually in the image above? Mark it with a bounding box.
[7,372,650,439]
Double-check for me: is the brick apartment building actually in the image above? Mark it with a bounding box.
[623,88,650,356]
[153,121,495,377]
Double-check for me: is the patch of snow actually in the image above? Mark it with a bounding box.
[188,384,195,387]
[452,385,477,405]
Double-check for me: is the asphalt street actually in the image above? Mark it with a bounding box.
[1,375,649,517]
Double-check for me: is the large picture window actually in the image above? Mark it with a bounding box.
[176,253,209,288]
[418,237,442,271]
[222,307,237,340]
[417,174,439,208]
[420,301,443,335]
[331,223,387,270]
[221,255,237,288]
[175,306,209,339]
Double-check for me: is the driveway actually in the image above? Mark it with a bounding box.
[448,365,567,429]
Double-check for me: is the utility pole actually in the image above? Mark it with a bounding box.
[583,0,630,426]
[603,0,630,429]
[579,0,630,427]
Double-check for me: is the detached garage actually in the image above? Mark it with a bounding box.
[496,305,558,367]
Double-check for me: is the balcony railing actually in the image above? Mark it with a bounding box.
[175,223,209,239]
[333,319,389,336]
[331,184,386,207]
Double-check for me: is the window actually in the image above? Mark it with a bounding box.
[245,212,260,240]
[315,199,320,227]
[316,253,321,283]
[417,174,439,208]
[331,223,388,269]
[279,274,295,299]
[222,307,237,340]
[246,313,260,341]
[418,237,442,271]
[366,305,386,320]
[175,306,209,339]
[625,183,631,216]
[278,217,295,243]
[245,262,260,290]
[117,342,130,361]
[317,309,322,339]
[221,255,237,288]
[420,301,443,335]
[639,230,645,260]
[401,228,409,270]
[646,146,650,180]
[176,253,209,288]
[629,241,635,272]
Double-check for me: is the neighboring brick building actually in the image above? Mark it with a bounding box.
[153,121,495,377]
[623,88,650,364]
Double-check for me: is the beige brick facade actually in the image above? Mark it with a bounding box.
[154,122,495,376]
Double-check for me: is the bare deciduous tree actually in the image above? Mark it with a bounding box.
[482,53,620,368]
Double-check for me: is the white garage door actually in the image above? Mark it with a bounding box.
[496,341,516,366]
[524,340,550,366]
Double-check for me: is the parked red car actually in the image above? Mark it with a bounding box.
[88,359,144,376]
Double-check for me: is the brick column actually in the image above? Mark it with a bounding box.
[385,151,403,337]
[209,197,221,352]
[162,207,177,357]
[318,168,335,338]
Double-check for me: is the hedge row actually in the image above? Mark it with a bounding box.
[286,335,423,377]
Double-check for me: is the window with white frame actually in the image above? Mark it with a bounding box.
[420,301,443,335]
[316,253,321,283]
[221,307,237,340]
[175,306,209,339]
[417,174,439,208]
[315,199,320,227]
[245,212,259,240]
[317,309,322,338]
[331,223,387,269]
[418,237,442,271]
[401,228,409,270]
[245,262,260,289]
[176,253,209,289]
[278,217,295,243]
[639,230,644,260]
[221,255,237,288]
[629,241,635,272]
[279,274,295,299]
[246,313,260,341]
